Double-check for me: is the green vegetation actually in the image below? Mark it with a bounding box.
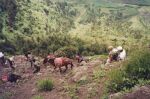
[0,0,150,55]
[37,79,53,91]
[107,49,150,93]
[111,0,150,6]
[125,49,150,79]
[63,84,79,99]
[32,95,43,99]
[87,87,98,99]
[0,1,150,99]
[0,92,12,99]
[93,69,105,81]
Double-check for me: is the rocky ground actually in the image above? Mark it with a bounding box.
[0,55,150,99]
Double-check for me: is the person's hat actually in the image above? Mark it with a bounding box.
[112,48,118,53]
[117,46,123,51]
[0,52,4,58]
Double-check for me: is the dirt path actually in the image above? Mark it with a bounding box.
[9,56,103,99]
[0,55,120,99]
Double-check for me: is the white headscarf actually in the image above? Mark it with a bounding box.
[117,46,123,51]
[0,52,4,58]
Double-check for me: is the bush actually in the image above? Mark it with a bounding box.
[37,79,53,91]
[107,69,136,93]
[107,69,125,92]
[125,49,150,80]
[0,92,12,99]
[107,49,150,93]
[56,46,78,58]
[93,70,105,80]
[32,95,43,99]
[83,42,107,56]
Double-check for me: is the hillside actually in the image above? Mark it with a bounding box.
[0,0,150,99]
[0,0,150,55]
[110,0,150,6]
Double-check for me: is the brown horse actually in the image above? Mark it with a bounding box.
[43,55,73,72]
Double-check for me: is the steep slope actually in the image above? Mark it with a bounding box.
[109,0,150,6]
[0,0,150,54]
[0,0,78,53]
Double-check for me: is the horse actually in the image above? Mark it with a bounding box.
[43,55,73,72]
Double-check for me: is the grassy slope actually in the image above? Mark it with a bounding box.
[68,1,150,48]
[0,0,150,53]
[110,0,150,6]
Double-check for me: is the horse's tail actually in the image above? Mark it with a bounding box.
[70,61,74,69]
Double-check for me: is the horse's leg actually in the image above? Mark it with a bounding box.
[70,63,73,69]
[54,65,57,70]
[33,65,40,73]
[30,61,33,68]
[65,65,68,72]
[10,64,15,70]
[78,59,80,63]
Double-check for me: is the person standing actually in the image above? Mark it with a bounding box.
[25,51,34,68]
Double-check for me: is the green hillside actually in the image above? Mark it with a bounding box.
[110,0,150,6]
[0,0,150,55]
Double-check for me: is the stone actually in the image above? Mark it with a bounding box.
[109,92,122,99]
[36,73,42,76]
[31,88,37,95]
[80,61,87,66]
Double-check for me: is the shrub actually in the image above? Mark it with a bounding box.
[54,50,66,57]
[0,92,12,99]
[56,46,78,58]
[125,49,150,80]
[63,84,79,99]
[83,42,107,56]
[32,95,43,99]
[107,69,125,93]
[107,49,150,93]
[107,71,136,92]
[93,69,105,81]
[37,79,53,91]
[82,51,89,56]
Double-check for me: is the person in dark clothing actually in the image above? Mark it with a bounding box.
[32,59,40,73]
[7,58,15,70]
[8,73,21,82]
[75,53,84,63]
[1,73,21,83]
[24,51,34,68]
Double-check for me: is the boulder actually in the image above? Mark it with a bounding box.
[71,66,88,82]
[109,92,122,99]
[80,61,87,66]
